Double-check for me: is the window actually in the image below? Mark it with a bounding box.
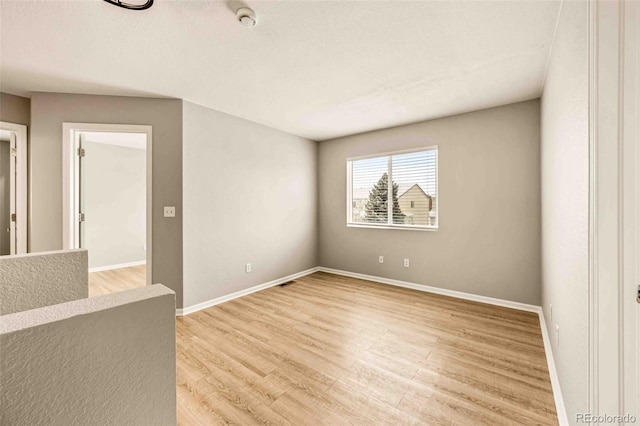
[347,147,438,229]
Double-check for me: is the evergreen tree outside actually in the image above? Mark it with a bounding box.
[364,173,405,224]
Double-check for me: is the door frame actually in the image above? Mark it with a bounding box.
[62,123,153,286]
[0,121,27,255]
[589,0,639,417]
[622,0,640,416]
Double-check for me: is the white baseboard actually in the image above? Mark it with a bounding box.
[176,267,319,316]
[316,266,568,424]
[89,260,146,273]
[538,308,569,426]
[317,267,540,312]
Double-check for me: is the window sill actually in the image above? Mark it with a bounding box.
[347,223,438,232]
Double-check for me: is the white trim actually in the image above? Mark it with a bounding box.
[588,0,599,414]
[88,260,146,273]
[62,123,153,286]
[387,155,393,222]
[347,223,438,232]
[587,0,636,415]
[622,0,640,416]
[317,267,540,312]
[346,161,352,224]
[176,267,320,316]
[0,121,27,254]
[539,308,570,425]
[9,132,16,254]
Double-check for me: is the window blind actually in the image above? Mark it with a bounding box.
[347,147,438,229]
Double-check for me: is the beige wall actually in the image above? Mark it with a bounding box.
[0,92,30,126]
[84,141,146,269]
[319,100,541,305]
[0,249,88,315]
[541,0,589,421]
[29,93,184,307]
[182,101,317,308]
[0,284,176,425]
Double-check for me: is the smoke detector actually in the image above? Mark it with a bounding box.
[236,7,257,27]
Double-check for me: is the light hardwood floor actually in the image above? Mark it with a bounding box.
[177,272,557,425]
[88,265,146,297]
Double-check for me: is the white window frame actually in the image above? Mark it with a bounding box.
[346,146,438,231]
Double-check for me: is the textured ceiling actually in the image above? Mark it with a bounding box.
[0,0,560,141]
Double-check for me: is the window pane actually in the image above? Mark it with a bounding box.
[392,150,437,226]
[351,156,388,224]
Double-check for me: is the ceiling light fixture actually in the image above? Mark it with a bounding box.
[102,0,153,11]
[236,7,257,28]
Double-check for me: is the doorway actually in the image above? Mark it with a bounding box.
[0,121,27,256]
[62,123,152,296]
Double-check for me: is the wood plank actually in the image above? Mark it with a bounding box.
[174,272,557,425]
[88,265,146,297]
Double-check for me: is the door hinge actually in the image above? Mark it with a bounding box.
[10,148,17,157]
[78,212,85,222]
[637,285,640,304]
[10,213,16,222]
[77,148,85,157]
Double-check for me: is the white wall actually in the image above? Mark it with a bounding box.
[84,141,146,269]
[0,284,176,425]
[540,0,589,421]
[319,100,542,305]
[0,249,88,315]
[182,101,318,309]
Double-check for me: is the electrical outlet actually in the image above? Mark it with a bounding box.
[163,206,176,217]
[555,324,560,345]
[404,259,410,268]
[245,263,252,273]
[379,256,384,264]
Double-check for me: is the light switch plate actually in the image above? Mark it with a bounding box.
[164,206,176,217]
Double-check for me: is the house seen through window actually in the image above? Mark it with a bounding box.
[347,147,438,229]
